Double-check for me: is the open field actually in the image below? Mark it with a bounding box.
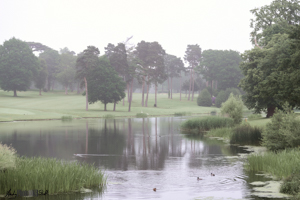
[0,90,219,122]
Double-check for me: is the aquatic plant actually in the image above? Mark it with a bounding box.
[230,123,263,145]
[206,127,233,139]
[61,116,72,121]
[0,143,17,171]
[181,116,234,133]
[0,156,106,195]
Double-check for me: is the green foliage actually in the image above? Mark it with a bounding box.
[230,123,263,145]
[61,116,72,121]
[136,113,148,118]
[280,172,300,195]
[0,37,39,96]
[245,149,300,180]
[262,102,300,151]
[215,88,241,108]
[174,112,191,116]
[181,116,234,132]
[221,93,244,124]
[34,59,48,94]
[0,156,106,195]
[197,89,212,107]
[87,56,126,111]
[0,143,17,171]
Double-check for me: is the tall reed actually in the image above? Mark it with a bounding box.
[181,116,234,133]
[230,123,263,145]
[206,127,233,139]
[0,156,106,195]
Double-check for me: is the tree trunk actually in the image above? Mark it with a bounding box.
[47,78,51,91]
[191,69,195,101]
[161,84,163,93]
[65,86,68,95]
[168,77,170,98]
[145,82,149,107]
[52,80,55,91]
[266,105,276,118]
[128,79,133,112]
[188,68,192,100]
[13,89,17,97]
[155,83,157,107]
[39,88,42,96]
[104,103,107,111]
[180,75,182,101]
[77,82,80,94]
[113,102,116,111]
[84,77,88,111]
[141,76,145,106]
[127,82,130,103]
[211,79,213,97]
[171,77,173,99]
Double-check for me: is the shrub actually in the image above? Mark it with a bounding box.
[280,172,300,195]
[221,93,243,124]
[262,102,300,151]
[136,113,148,118]
[215,90,227,108]
[0,143,17,171]
[103,114,115,119]
[181,116,234,132]
[230,123,263,145]
[61,116,72,121]
[206,127,233,139]
[224,88,241,97]
[197,89,212,107]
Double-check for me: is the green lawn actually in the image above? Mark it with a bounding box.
[0,90,219,121]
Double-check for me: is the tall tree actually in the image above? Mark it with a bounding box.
[76,46,100,111]
[0,37,39,96]
[35,59,48,95]
[87,56,126,111]
[184,44,202,101]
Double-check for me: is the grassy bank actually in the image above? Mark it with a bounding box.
[0,156,106,195]
[0,90,219,122]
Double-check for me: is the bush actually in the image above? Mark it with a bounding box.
[221,93,243,124]
[215,90,227,108]
[262,102,300,151]
[61,116,72,121]
[230,123,263,145]
[136,113,148,118]
[280,172,300,195]
[197,89,212,107]
[0,143,17,171]
[181,116,234,132]
[206,127,233,139]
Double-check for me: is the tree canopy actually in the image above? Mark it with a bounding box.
[0,37,39,96]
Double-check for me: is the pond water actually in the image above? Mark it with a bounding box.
[0,117,288,200]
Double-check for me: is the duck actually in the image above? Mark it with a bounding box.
[211,173,215,176]
[197,177,202,180]
[153,188,156,192]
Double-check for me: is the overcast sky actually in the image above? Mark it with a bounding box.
[0,0,274,60]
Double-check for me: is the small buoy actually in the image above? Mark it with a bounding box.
[153,188,156,192]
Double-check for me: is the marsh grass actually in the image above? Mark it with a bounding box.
[206,127,233,139]
[181,116,234,133]
[136,113,148,118]
[248,114,262,120]
[230,123,263,145]
[0,143,17,170]
[0,156,106,195]
[61,116,72,121]
[103,114,115,119]
[245,149,300,180]
[174,112,191,116]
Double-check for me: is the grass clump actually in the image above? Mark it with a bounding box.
[181,116,234,133]
[221,93,243,124]
[206,127,233,139]
[174,112,191,116]
[0,156,106,195]
[103,114,115,119]
[136,113,148,118]
[280,172,300,195]
[262,102,300,151]
[0,143,17,171]
[61,116,72,121]
[230,123,263,145]
[248,113,262,120]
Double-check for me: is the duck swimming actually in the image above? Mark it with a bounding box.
[211,173,215,176]
[197,177,202,180]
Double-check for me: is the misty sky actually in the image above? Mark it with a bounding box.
[0,0,274,61]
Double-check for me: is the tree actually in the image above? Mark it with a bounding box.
[0,37,39,96]
[35,59,48,95]
[39,49,60,91]
[87,56,126,111]
[76,46,100,111]
[184,44,202,101]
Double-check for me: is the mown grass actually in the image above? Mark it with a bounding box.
[0,156,106,195]
[245,149,300,180]
[230,123,263,145]
[181,116,234,132]
[0,90,219,122]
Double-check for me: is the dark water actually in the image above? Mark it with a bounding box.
[0,117,287,200]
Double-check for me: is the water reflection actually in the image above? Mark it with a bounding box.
[0,117,285,199]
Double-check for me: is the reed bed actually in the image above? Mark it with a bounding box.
[61,116,73,121]
[245,149,300,180]
[230,123,263,145]
[0,157,106,195]
[181,116,234,133]
[206,127,233,139]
